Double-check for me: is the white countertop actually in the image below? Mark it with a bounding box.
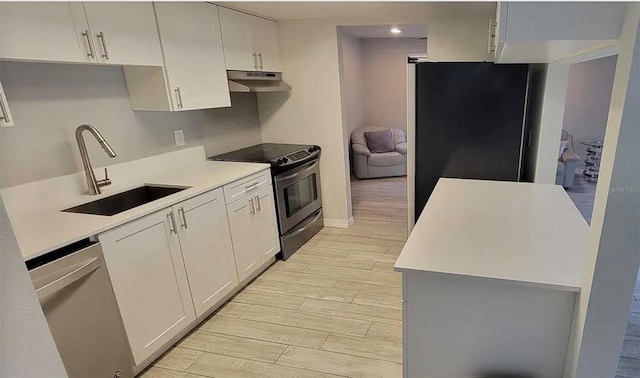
[395,178,589,292]
[1,147,270,261]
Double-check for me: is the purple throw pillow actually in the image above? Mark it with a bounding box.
[364,129,394,153]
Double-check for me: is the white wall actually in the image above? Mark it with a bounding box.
[338,31,365,136]
[0,198,67,377]
[564,3,640,376]
[361,38,427,131]
[0,61,263,188]
[259,6,495,225]
[562,55,618,166]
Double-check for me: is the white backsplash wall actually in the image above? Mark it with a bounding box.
[0,61,262,188]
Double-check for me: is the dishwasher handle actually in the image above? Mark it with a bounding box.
[35,257,101,300]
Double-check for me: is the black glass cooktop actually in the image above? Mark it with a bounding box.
[209,143,311,163]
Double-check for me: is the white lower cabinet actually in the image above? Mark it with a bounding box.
[100,179,279,367]
[227,185,280,282]
[173,188,238,317]
[99,209,195,365]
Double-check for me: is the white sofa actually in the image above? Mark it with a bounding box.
[351,126,407,179]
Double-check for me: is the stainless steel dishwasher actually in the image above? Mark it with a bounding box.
[27,239,133,378]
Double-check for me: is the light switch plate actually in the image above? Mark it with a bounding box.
[174,129,185,147]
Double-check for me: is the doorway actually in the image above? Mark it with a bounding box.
[337,24,426,232]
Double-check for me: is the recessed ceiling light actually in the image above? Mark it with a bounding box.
[390,27,402,34]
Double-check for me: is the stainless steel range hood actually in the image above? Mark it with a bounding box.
[227,70,292,93]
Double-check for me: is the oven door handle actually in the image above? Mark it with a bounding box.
[276,160,319,182]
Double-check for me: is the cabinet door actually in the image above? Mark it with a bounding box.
[219,7,256,71]
[175,188,239,317]
[0,81,15,127]
[83,2,163,66]
[154,3,230,111]
[0,2,95,63]
[99,209,195,365]
[253,186,281,262]
[249,16,282,72]
[227,197,260,282]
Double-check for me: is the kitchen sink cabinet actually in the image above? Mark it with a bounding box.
[227,185,280,282]
[99,208,196,366]
[173,188,239,317]
[0,2,162,66]
[125,2,230,111]
[219,6,282,72]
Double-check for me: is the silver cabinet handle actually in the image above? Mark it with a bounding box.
[0,93,9,124]
[252,52,258,70]
[249,198,255,215]
[82,30,95,59]
[97,31,110,60]
[487,19,497,55]
[255,195,261,212]
[35,258,100,300]
[258,52,263,70]
[244,182,259,192]
[168,211,178,234]
[178,207,188,229]
[174,87,184,109]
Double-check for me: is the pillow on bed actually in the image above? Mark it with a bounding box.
[364,129,394,153]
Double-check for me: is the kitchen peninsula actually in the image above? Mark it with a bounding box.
[395,178,589,377]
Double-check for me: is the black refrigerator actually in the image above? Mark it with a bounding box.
[414,62,538,221]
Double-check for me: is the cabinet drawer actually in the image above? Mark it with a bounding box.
[223,170,272,204]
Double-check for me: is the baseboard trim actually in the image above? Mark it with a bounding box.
[324,217,353,229]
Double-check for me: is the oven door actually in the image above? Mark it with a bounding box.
[274,159,322,234]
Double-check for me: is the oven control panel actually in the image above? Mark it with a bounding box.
[272,145,321,167]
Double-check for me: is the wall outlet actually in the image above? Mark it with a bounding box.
[173,129,185,147]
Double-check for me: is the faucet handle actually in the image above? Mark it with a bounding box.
[97,168,112,188]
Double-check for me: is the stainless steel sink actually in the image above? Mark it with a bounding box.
[63,185,189,216]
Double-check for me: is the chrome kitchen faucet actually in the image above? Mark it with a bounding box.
[75,124,117,195]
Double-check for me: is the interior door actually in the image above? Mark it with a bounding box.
[249,16,282,72]
[154,2,230,111]
[99,209,195,365]
[218,6,255,71]
[0,2,95,63]
[175,188,239,317]
[253,186,281,263]
[83,2,163,66]
[227,197,260,282]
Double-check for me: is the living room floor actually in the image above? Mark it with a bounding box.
[565,172,640,377]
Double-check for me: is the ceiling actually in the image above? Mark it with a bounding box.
[221,2,495,21]
[339,24,427,39]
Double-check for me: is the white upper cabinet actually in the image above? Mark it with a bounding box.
[99,209,196,365]
[249,16,282,72]
[128,2,230,111]
[0,2,162,66]
[173,188,239,318]
[83,2,163,66]
[218,6,255,71]
[0,2,95,63]
[219,7,282,72]
[0,80,15,127]
[493,2,626,63]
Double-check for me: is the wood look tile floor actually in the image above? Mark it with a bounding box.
[143,177,408,378]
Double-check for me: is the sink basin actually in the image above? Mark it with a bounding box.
[63,185,189,216]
